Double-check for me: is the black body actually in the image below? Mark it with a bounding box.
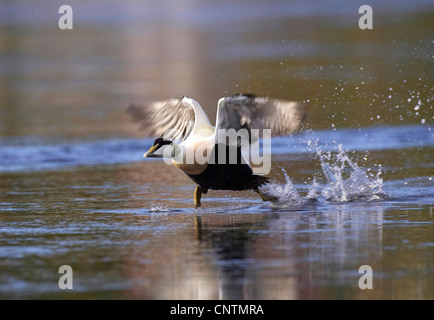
[185,143,269,191]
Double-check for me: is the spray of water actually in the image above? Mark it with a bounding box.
[260,169,305,208]
[261,143,387,208]
[150,204,171,213]
[313,145,386,202]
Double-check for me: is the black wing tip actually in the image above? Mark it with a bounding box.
[300,104,309,123]
[126,103,147,122]
[231,93,257,98]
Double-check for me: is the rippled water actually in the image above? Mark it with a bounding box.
[1,125,432,299]
[0,0,433,299]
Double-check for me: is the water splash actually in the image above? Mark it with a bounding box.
[150,204,171,213]
[264,143,388,208]
[310,145,387,202]
[261,169,304,208]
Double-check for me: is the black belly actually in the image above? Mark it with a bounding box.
[185,143,268,191]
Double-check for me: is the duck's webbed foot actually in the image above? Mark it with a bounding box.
[254,188,279,202]
[194,186,208,209]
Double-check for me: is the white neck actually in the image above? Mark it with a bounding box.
[182,97,214,137]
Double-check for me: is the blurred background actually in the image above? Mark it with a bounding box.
[0,0,433,300]
[0,0,432,138]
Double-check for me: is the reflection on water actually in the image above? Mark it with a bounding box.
[0,156,432,299]
[0,0,433,299]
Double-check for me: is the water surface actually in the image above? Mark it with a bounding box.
[0,0,433,299]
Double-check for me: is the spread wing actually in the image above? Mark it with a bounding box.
[126,98,195,141]
[215,94,307,139]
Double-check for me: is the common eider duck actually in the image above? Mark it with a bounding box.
[127,93,307,208]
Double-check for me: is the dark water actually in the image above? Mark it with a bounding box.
[0,0,433,299]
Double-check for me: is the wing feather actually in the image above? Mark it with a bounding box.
[216,94,307,138]
[126,98,195,141]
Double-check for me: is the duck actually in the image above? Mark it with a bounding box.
[127,93,307,208]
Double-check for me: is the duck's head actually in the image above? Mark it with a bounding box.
[144,137,178,158]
